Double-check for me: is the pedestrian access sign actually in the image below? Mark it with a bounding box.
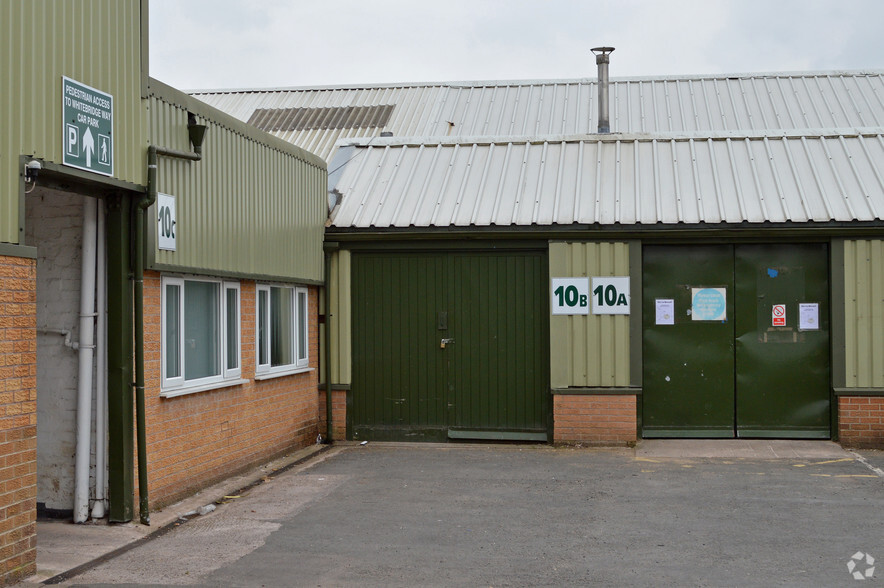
[62,76,113,176]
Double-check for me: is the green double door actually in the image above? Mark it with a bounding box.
[643,244,830,438]
[351,251,549,442]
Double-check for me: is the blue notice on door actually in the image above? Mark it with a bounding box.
[691,287,727,321]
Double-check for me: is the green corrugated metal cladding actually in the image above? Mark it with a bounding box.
[843,239,884,388]
[145,81,327,284]
[0,0,148,244]
[549,242,631,388]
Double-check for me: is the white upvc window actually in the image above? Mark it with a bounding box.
[162,276,242,395]
[256,284,309,376]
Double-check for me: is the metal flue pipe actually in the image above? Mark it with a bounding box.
[592,47,615,133]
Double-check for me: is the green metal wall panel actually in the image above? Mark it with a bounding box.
[329,249,352,384]
[844,240,884,387]
[351,251,549,441]
[146,89,327,283]
[0,0,148,244]
[549,242,631,388]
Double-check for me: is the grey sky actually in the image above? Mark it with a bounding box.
[149,0,884,90]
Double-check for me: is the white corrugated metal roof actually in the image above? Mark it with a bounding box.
[194,71,884,161]
[194,70,884,229]
[328,132,884,228]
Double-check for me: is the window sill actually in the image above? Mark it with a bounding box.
[254,366,314,381]
[160,377,250,399]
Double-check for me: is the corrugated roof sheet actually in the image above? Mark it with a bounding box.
[327,132,884,228]
[194,71,884,161]
[247,104,395,132]
[194,71,884,229]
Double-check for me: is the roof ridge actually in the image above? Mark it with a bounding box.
[188,69,884,95]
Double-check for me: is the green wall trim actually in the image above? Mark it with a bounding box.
[340,239,547,252]
[327,221,884,243]
[830,239,845,437]
[834,388,884,397]
[0,243,37,259]
[31,159,145,196]
[629,240,642,388]
[318,384,351,391]
[831,239,846,389]
[448,430,548,441]
[106,194,134,522]
[552,387,641,396]
[149,264,324,286]
[140,0,150,98]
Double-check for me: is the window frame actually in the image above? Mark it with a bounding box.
[161,275,242,395]
[256,283,310,377]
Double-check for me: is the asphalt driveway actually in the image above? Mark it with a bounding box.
[71,443,882,587]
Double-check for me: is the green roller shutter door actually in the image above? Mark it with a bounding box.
[351,251,549,442]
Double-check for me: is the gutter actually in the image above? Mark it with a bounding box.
[136,118,207,525]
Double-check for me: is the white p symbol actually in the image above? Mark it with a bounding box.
[66,124,79,156]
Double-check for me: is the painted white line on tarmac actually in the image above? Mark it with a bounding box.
[849,450,884,479]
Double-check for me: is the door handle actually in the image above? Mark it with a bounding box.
[440,338,455,349]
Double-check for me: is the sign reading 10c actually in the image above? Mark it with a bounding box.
[551,277,630,315]
[157,193,177,251]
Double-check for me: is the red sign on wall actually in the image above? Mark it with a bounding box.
[772,304,786,327]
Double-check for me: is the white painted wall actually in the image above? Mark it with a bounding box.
[26,189,98,513]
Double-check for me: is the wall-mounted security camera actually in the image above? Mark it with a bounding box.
[24,159,42,183]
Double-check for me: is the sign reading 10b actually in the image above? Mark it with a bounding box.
[551,277,630,315]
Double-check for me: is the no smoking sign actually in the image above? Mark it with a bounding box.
[772,304,786,326]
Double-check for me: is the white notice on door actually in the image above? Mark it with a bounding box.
[799,303,819,331]
[655,299,675,325]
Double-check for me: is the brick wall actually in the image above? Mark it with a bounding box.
[318,388,347,441]
[553,394,637,446]
[839,396,884,449]
[0,255,37,585]
[141,272,320,509]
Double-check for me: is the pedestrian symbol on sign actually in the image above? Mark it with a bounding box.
[99,135,110,165]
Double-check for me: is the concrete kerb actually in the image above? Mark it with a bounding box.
[32,443,336,586]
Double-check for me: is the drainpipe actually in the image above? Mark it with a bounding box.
[323,244,338,441]
[91,202,107,520]
[74,197,98,523]
[592,47,615,133]
[137,119,207,525]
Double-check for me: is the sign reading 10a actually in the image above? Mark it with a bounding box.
[551,277,630,315]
